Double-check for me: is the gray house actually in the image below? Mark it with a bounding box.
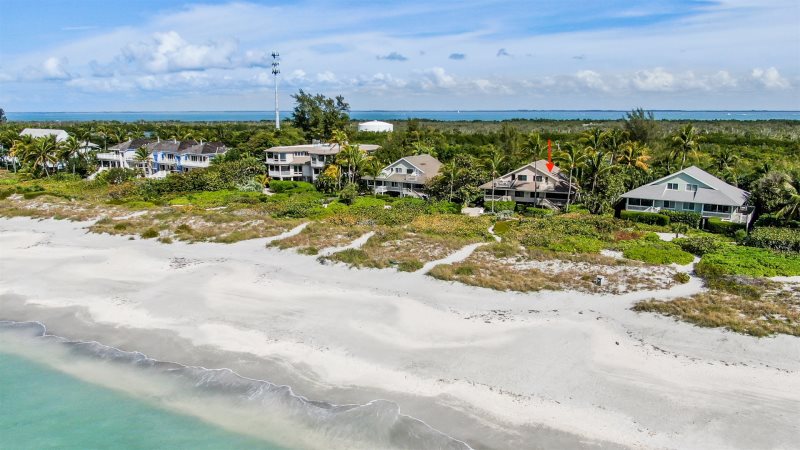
[480,160,579,208]
[363,154,442,198]
[620,166,753,224]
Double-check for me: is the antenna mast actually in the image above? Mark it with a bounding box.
[271,51,281,130]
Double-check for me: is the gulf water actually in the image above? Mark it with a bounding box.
[0,321,471,450]
[6,110,800,122]
[0,350,286,450]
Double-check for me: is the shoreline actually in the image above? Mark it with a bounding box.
[2,216,799,449]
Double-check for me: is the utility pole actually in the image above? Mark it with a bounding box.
[271,51,280,130]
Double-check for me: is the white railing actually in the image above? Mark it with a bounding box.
[95,152,119,160]
[702,211,732,219]
[494,180,512,188]
[485,195,512,202]
[405,174,418,181]
[180,159,209,168]
[626,205,658,212]
[374,186,388,194]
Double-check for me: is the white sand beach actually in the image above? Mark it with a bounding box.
[1,216,799,449]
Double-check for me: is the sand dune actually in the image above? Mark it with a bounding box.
[1,216,798,450]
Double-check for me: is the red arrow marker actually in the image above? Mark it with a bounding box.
[546,139,555,172]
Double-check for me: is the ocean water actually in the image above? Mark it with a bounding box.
[0,351,285,450]
[0,321,471,450]
[6,110,800,123]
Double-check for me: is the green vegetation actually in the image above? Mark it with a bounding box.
[621,240,694,265]
[620,210,670,226]
[745,226,800,252]
[696,245,800,277]
[704,217,746,236]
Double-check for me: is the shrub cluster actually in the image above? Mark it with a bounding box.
[704,217,745,236]
[745,226,800,252]
[754,214,800,229]
[697,245,800,277]
[620,210,670,226]
[269,180,316,194]
[486,200,516,213]
[622,241,694,265]
[136,158,263,199]
[673,235,726,256]
[661,210,701,228]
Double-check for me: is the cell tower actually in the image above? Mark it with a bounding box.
[271,51,280,129]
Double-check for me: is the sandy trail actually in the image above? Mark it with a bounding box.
[1,216,798,450]
[417,242,487,274]
[318,231,375,257]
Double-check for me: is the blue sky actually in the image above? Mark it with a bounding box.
[1,0,798,111]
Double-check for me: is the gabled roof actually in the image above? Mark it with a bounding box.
[478,159,577,192]
[621,166,749,206]
[19,128,69,142]
[363,154,442,184]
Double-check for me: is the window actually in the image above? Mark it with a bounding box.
[407,168,414,174]
[517,175,528,181]
[667,183,678,190]
[515,191,525,197]
[535,175,543,182]
[686,184,698,192]
[683,202,695,211]
[628,198,653,207]
[277,153,287,162]
[703,204,732,213]
[394,167,402,173]
[663,201,676,209]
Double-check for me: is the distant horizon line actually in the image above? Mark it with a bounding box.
[8,109,800,114]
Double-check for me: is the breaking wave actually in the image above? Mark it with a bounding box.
[0,320,472,450]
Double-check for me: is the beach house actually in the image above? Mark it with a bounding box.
[96,138,227,176]
[620,166,753,224]
[362,154,442,198]
[266,142,380,182]
[480,160,579,208]
[19,128,70,142]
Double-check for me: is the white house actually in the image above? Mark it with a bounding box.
[358,120,394,133]
[266,142,380,182]
[620,166,754,224]
[362,154,442,198]
[479,160,578,208]
[19,128,69,142]
[96,138,227,176]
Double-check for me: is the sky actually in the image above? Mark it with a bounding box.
[0,0,799,111]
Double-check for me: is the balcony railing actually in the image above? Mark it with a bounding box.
[494,180,512,188]
[485,195,512,202]
[180,159,209,168]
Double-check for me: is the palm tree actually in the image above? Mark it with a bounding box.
[583,147,609,194]
[671,124,700,170]
[485,148,505,214]
[58,136,81,174]
[441,161,462,203]
[618,141,651,189]
[134,146,152,176]
[361,158,383,195]
[604,128,627,165]
[557,143,585,212]
[27,136,58,177]
[9,136,32,173]
[778,192,800,222]
[712,147,739,173]
[253,173,270,192]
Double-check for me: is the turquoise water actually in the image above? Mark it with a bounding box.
[6,110,800,122]
[0,350,286,450]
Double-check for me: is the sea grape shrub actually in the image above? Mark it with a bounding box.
[269,180,316,194]
[745,227,800,252]
[622,241,694,265]
[673,236,725,256]
[661,210,701,228]
[98,168,138,185]
[704,217,745,236]
[696,245,800,277]
[620,210,670,226]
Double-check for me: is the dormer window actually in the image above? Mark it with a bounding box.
[394,167,402,173]
[686,184,698,192]
[517,175,528,181]
[667,183,678,190]
[406,168,414,174]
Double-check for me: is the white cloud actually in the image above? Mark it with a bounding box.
[120,31,238,73]
[575,70,609,91]
[751,67,790,89]
[631,67,675,92]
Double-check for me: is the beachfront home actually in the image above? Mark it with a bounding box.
[480,160,579,208]
[362,154,442,198]
[19,128,69,142]
[620,166,754,224]
[96,138,227,176]
[266,142,380,182]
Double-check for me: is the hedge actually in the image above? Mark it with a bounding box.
[662,210,701,228]
[745,226,800,252]
[620,210,670,226]
[697,245,800,277]
[486,200,516,213]
[269,180,316,194]
[705,217,746,236]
